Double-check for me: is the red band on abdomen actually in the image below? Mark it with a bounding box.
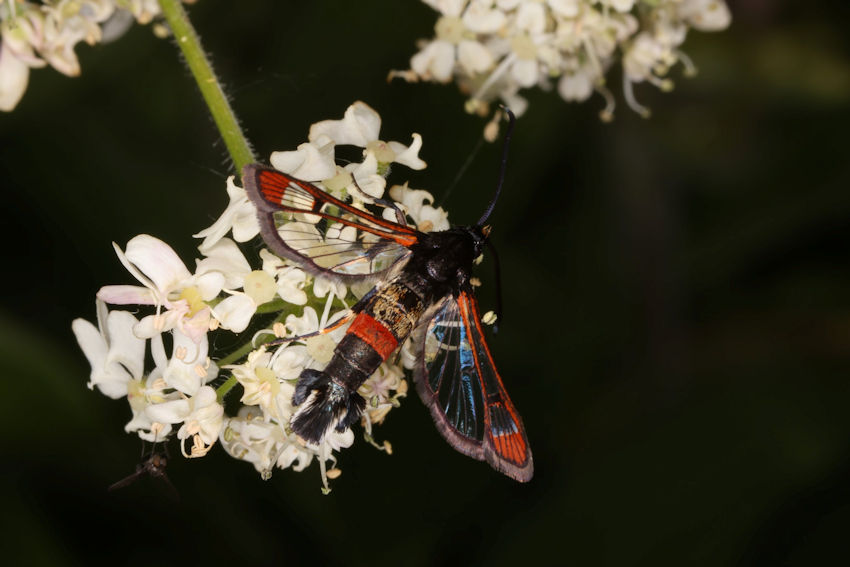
[348,313,399,360]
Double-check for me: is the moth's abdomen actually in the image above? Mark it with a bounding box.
[290,281,425,443]
[364,281,425,342]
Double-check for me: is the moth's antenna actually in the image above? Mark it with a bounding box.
[437,135,485,209]
[477,107,516,226]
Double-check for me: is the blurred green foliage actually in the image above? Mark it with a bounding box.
[2,1,850,565]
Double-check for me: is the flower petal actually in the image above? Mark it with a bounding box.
[0,43,30,112]
[194,177,259,253]
[308,101,381,147]
[105,309,146,381]
[387,133,427,170]
[163,329,209,395]
[97,284,156,305]
[214,294,256,333]
[410,40,455,83]
[347,151,386,198]
[457,40,494,76]
[270,138,337,180]
[124,235,192,295]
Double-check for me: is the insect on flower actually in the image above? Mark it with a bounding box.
[108,444,178,498]
[243,111,532,482]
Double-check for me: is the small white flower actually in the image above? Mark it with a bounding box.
[221,406,289,473]
[284,306,350,366]
[269,136,338,181]
[194,176,259,254]
[309,101,427,171]
[72,300,145,399]
[230,348,293,422]
[679,0,732,32]
[410,2,497,82]
[260,249,309,305]
[146,385,224,457]
[162,327,216,396]
[386,183,450,232]
[557,63,597,102]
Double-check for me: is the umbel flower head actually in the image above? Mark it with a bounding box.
[73,101,443,492]
[0,0,199,112]
[394,0,731,120]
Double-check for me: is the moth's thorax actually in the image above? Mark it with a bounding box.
[409,226,486,289]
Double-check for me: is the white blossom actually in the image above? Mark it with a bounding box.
[396,0,732,119]
[194,176,260,254]
[0,1,201,112]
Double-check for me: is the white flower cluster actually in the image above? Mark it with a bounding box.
[396,0,731,119]
[73,102,446,491]
[0,0,197,112]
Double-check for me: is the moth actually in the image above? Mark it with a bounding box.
[242,121,533,482]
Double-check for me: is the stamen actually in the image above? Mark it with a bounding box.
[595,83,616,122]
[675,49,698,78]
[647,74,674,92]
[326,468,342,480]
[622,73,651,118]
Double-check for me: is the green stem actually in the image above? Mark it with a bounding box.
[215,376,239,403]
[157,0,255,171]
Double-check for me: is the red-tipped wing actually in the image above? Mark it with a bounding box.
[413,292,533,482]
[243,164,419,282]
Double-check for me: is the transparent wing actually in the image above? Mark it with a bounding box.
[243,164,418,282]
[413,292,533,482]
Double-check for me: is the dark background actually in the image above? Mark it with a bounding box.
[2,1,850,565]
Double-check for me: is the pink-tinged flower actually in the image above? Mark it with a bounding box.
[97,234,224,344]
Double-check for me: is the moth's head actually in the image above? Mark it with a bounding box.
[468,224,491,257]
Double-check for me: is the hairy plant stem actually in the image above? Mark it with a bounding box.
[157,0,255,171]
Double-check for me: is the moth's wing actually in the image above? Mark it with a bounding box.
[412,292,533,482]
[243,164,419,283]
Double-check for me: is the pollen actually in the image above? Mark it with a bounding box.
[179,286,207,316]
[326,468,342,480]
